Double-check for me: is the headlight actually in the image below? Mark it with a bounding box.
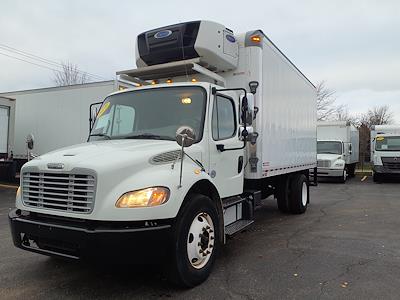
[334,162,344,167]
[115,187,170,208]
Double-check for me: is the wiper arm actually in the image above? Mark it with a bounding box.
[124,134,175,141]
[89,133,111,140]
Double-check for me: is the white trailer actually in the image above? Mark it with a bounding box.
[9,21,316,287]
[316,121,359,182]
[0,81,131,170]
[371,125,400,182]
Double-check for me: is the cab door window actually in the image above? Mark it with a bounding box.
[212,95,236,141]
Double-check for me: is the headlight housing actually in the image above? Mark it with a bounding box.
[115,187,170,208]
[334,162,344,167]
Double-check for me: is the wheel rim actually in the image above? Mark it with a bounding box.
[301,182,308,206]
[187,212,215,269]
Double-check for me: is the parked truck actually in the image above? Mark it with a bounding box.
[9,21,316,287]
[316,121,359,183]
[371,125,400,182]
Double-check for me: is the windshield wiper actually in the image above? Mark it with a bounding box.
[124,134,175,141]
[89,133,111,140]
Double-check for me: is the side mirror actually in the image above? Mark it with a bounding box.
[176,126,196,148]
[241,93,255,125]
[26,134,34,150]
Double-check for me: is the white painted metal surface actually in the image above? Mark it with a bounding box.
[224,35,317,179]
[0,106,9,153]
[0,97,15,156]
[0,81,128,159]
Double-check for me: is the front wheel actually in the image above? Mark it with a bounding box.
[167,194,220,287]
[339,169,347,183]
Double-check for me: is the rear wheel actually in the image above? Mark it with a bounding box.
[288,174,309,214]
[167,194,220,287]
[348,164,356,177]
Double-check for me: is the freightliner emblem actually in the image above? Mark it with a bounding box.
[47,163,65,169]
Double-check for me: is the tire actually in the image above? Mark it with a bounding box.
[373,172,382,183]
[338,169,347,183]
[167,193,220,287]
[288,174,309,214]
[348,164,356,178]
[275,175,290,213]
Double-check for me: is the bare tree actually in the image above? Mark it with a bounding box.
[316,81,344,121]
[53,61,89,86]
[360,105,394,127]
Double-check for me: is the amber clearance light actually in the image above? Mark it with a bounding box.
[251,35,262,43]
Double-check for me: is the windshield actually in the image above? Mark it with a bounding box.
[89,86,206,142]
[317,141,343,155]
[376,136,400,151]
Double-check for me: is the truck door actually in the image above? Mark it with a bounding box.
[0,106,9,155]
[209,93,244,198]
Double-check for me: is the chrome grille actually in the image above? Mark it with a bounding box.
[317,160,331,168]
[22,172,96,213]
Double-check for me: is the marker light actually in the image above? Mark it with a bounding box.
[251,35,262,43]
[166,79,173,84]
[16,186,21,198]
[181,97,192,104]
[191,78,197,82]
[116,187,170,208]
[151,80,158,85]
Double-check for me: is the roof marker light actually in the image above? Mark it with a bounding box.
[251,35,262,43]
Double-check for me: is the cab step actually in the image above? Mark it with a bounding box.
[225,219,254,236]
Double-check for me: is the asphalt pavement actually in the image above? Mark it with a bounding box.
[1,177,400,299]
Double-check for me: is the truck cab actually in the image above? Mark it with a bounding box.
[317,140,347,182]
[371,126,400,182]
[9,20,316,287]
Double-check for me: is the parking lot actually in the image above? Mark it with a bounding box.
[1,177,400,299]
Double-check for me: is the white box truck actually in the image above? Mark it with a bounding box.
[9,21,316,287]
[371,125,400,182]
[316,121,359,182]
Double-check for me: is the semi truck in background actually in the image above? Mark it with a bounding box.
[371,125,400,182]
[0,96,16,181]
[9,20,316,287]
[316,121,359,183]
[0,80,132,180]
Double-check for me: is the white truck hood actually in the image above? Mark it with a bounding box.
[23,140,180,172]
[317,153,342,162]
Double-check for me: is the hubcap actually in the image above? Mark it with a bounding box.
[301,182,308,206]
[187,212,215,269]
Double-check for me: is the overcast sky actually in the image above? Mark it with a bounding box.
[1,0,399,123]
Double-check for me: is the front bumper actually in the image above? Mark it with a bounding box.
[373,165,400,175]
[317,167,344,177]
[9,209,173,262]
